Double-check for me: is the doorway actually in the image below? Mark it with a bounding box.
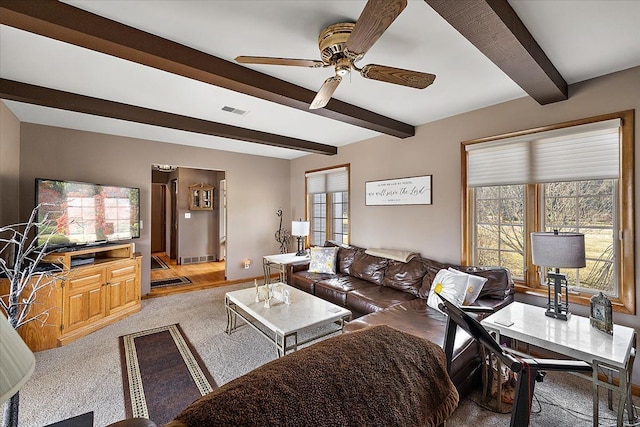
[151,183,166,253]
[150,166,227,292]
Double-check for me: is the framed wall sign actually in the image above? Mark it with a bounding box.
[365,175,432,206]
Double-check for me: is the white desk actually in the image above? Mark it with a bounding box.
[263,252,309,285]
[481,302,636,427]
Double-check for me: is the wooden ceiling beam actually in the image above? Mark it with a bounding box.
[0,79,337,155]
[424,0,568,104]
[0,0,414,138]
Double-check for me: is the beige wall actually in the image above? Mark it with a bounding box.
[17,123,291,294]
[291,65,640,383]
[0,102,21,226]
[175,167,220,262]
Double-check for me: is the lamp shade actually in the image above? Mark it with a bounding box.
[530,232,586,268]
[291,221,310,237]
[0,315,35,404]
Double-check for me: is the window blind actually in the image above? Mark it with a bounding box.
[306,167,348,194]
[532,129,619,182]
[466,119,621,187]
[467,141,530,186]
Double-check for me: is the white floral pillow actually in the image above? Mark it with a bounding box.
[427,269,469,313]
[447,268,488,305]
[308,246,339,274]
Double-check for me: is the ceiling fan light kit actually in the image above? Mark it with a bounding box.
[235,0,435,110]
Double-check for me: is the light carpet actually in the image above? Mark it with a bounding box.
[11,282,639,427]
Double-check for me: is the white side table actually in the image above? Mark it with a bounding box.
[481,301,636,427]
[263,252,310,285]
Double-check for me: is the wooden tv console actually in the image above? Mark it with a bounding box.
[4,243,141,352]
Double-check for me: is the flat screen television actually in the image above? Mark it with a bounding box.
[35,178,140,248]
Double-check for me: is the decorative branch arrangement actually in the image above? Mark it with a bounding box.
[274,209,291,254]
[1,205,66,427]
[0,205,62,329]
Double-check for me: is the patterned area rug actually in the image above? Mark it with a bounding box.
[150,256,169,270]
[119,324,217,425]
[150,276,192,289]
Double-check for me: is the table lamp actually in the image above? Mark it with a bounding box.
[531,230,586,320]
[1,315,36,427]
[291,220,310,256]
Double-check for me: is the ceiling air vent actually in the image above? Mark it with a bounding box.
[221,106,248,116]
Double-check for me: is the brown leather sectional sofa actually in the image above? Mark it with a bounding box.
[286,241,514,395]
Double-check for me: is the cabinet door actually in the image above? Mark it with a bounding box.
[188,184,214,210]
[62,266,107,334]
[107,259,140,314]
[0,276,63,352]
[107,259,139,315]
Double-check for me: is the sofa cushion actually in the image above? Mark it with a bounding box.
[308,246,339,274]
[382,258,429,297]
[325,241,364,274]
[417,258,448,298]
[337,245,362,274]
[346,285,417,315]
[349,251,387,285]
[314,276,376,307]
[288,270,338,294]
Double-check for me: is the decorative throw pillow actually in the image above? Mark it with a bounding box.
[447,267,488,305]
[308,246,339,274]
[427,269,469,313]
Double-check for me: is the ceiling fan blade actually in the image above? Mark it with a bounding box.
[235,56,325,68]
[360,64,436,89]
[309,76,342,110]
[346,0,408,57]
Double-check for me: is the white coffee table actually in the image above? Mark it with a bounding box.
[225,283,351,356]
[481,301,636,427]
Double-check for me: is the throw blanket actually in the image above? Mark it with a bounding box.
[165,325,458,427]
[366,248,419,263]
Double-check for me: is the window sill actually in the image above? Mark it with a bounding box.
[514,284,634,315]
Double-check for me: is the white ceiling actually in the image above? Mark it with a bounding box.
[1,0,639,160]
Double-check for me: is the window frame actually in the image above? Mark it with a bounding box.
[305,164,350,246]
[461,111,635,314]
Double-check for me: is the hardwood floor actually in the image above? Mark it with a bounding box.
[146,252,236,298]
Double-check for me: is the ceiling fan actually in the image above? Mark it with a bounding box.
[235,0,436,110]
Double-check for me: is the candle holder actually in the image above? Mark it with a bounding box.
[263,284,271,308]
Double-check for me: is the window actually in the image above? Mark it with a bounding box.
[543,180,617,295]
[463,111,634,314]
[306,165,350,246]
[474,185,525,278]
